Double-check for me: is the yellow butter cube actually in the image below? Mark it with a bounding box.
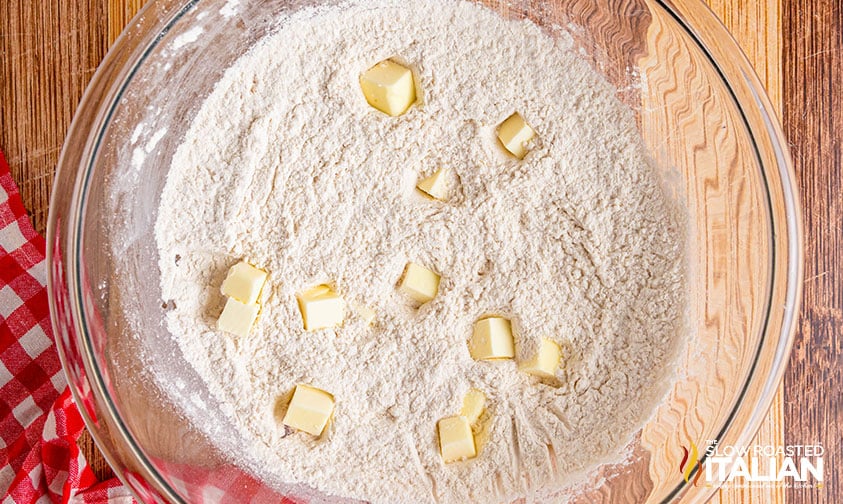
[283,384,335,436]
[217,297,260,337]
[297,285,345,331]
[359,59,416,117]
[497,112,536,159]
[416,169,448,200]
[352,302,377,324]
[305,284,331,297]
[438,415,477,463]
[521,338,562,378]
[460,389,486,425]
[398,262,441,304]
[469,317,515,360]
[220,261,268,305]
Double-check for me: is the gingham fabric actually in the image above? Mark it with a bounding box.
[0,150,133,504]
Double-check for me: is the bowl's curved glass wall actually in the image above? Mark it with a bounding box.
[48,0,800,502]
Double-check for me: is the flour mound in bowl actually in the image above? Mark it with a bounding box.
[154,0,687,502]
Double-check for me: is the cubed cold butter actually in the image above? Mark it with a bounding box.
[359,60,416,117]
[398,262,440,304]
[282,384,335,436]
[297,285,345,331]
[497,112,536,159]
[521,338,562,378]
[416,169,448,200]
[438,415,477,463]
[460,389,486,426]
[217,297,260,337]
[469,317,515,360]
[352,302,377,325]
[220,261,268,304]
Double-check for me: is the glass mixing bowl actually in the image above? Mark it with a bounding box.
[47,0,802,502]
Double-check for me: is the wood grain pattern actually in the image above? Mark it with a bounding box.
[703,1,786,503]
[0,0,108,236]
[782,0,843,503]
[636,0,784,500]
[0,0,835,502]
[107,0,146,45]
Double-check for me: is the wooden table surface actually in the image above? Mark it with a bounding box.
[1,1,839,503]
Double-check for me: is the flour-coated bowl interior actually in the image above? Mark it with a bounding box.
[47,0,801,502]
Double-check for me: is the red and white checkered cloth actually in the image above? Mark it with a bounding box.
[0,150,133,504]
[0,150,309,504]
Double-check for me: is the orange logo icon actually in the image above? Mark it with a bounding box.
[680,442,705,486]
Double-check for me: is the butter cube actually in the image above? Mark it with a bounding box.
[398,262,440,304]
[497,112,536,159]
[297,285,345,331]
[521,338,562,378]
[359,60,416,117]
[283,384,335,436]
[353,302,377,324]
[469,317,515,360]
[460,389,486,425]
[416,169,448,200]
[305,284,331,297]
[217,297,260,337]
[220,261,268,304]
[438,415,477,463]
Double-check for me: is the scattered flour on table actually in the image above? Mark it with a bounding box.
[154,0,686,502]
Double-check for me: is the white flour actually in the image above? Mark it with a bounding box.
[154,0,686,502]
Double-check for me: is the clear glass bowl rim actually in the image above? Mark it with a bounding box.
[46,0,804,502]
